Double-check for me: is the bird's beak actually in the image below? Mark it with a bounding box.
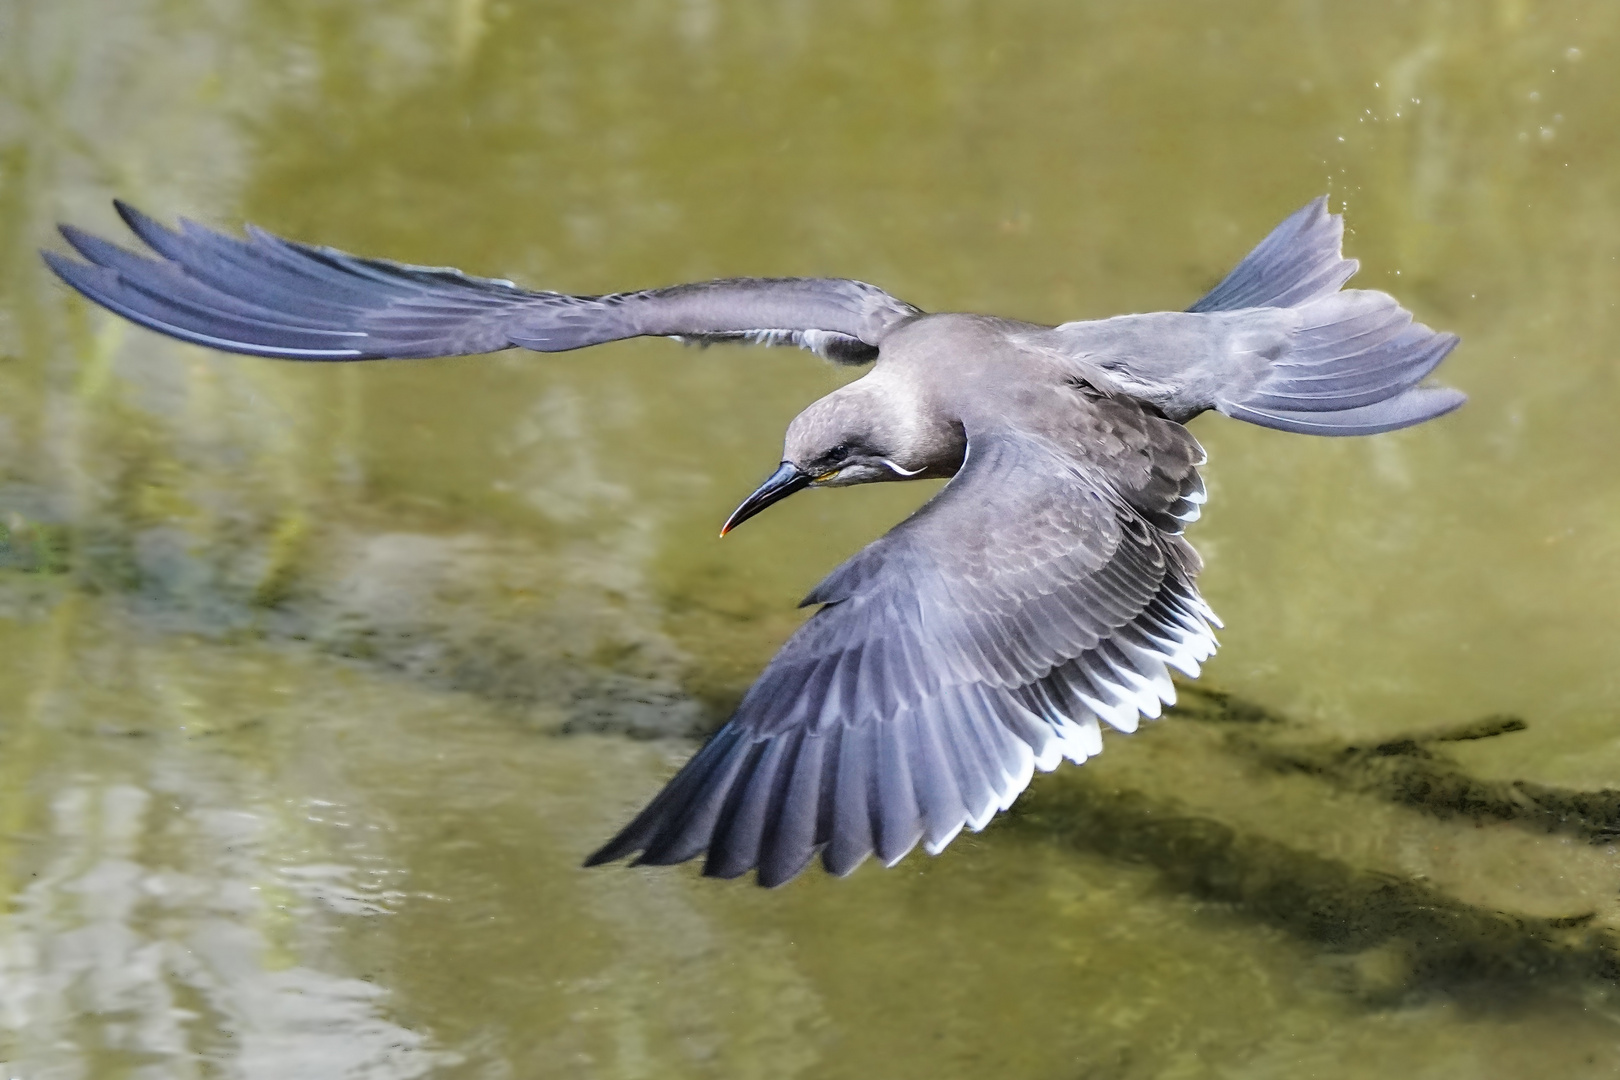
[721,462,812,536]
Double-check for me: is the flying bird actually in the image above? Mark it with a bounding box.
[43,197,1463,886]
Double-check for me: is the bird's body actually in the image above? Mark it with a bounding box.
[44,197,1464,886]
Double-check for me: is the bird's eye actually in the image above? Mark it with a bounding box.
[825,445,850,464]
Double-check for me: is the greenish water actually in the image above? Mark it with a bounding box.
[3,1,1620,1076]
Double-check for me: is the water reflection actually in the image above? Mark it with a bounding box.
[5,0,1620,1076]
[0,644,444,1077]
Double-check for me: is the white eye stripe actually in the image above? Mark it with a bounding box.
[881,459,925,476]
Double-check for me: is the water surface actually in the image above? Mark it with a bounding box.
[4,1,1620,1076]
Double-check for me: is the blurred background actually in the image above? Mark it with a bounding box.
[3,1,1619,1076]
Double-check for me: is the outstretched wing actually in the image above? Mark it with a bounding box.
[41,202,921,364]
[587,426,1220,886]
[1038,196,1464,435]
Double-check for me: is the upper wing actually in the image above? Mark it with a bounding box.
[1038,196,1464,435]
[587,427,1220,886]
[40,202,921,364]
[1187,195,1358,313]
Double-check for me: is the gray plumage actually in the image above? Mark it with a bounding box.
[43,201,915,364]
[43,196,1464,887]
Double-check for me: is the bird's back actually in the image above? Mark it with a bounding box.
[872,312,1208,534]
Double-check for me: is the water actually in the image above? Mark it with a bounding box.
[3,1,1620,1075]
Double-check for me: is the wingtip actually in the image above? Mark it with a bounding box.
[55,223,103,264]
[581,842,627,868]
[585,824,658,867]
[39,247,100,292]
[1425,384,1468,415]
[40,246,72,272]
[1399,384,1468,426]
[752,867,797,889]
[39,248,89,292]
[112,199,192,259]
[112,197,154,235]
[1316,194,1346,240]
[1288,194,1334,234]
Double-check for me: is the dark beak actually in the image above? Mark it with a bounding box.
[721,462,812,536]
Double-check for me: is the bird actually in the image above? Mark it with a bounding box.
[43,196,1463,886]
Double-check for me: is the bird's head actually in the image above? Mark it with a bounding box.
[720,377,935,535]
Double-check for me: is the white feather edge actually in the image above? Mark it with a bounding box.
[668,327,865,361]
[909,599,1219,861]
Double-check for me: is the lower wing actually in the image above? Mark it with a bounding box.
[587,429,1220,886]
